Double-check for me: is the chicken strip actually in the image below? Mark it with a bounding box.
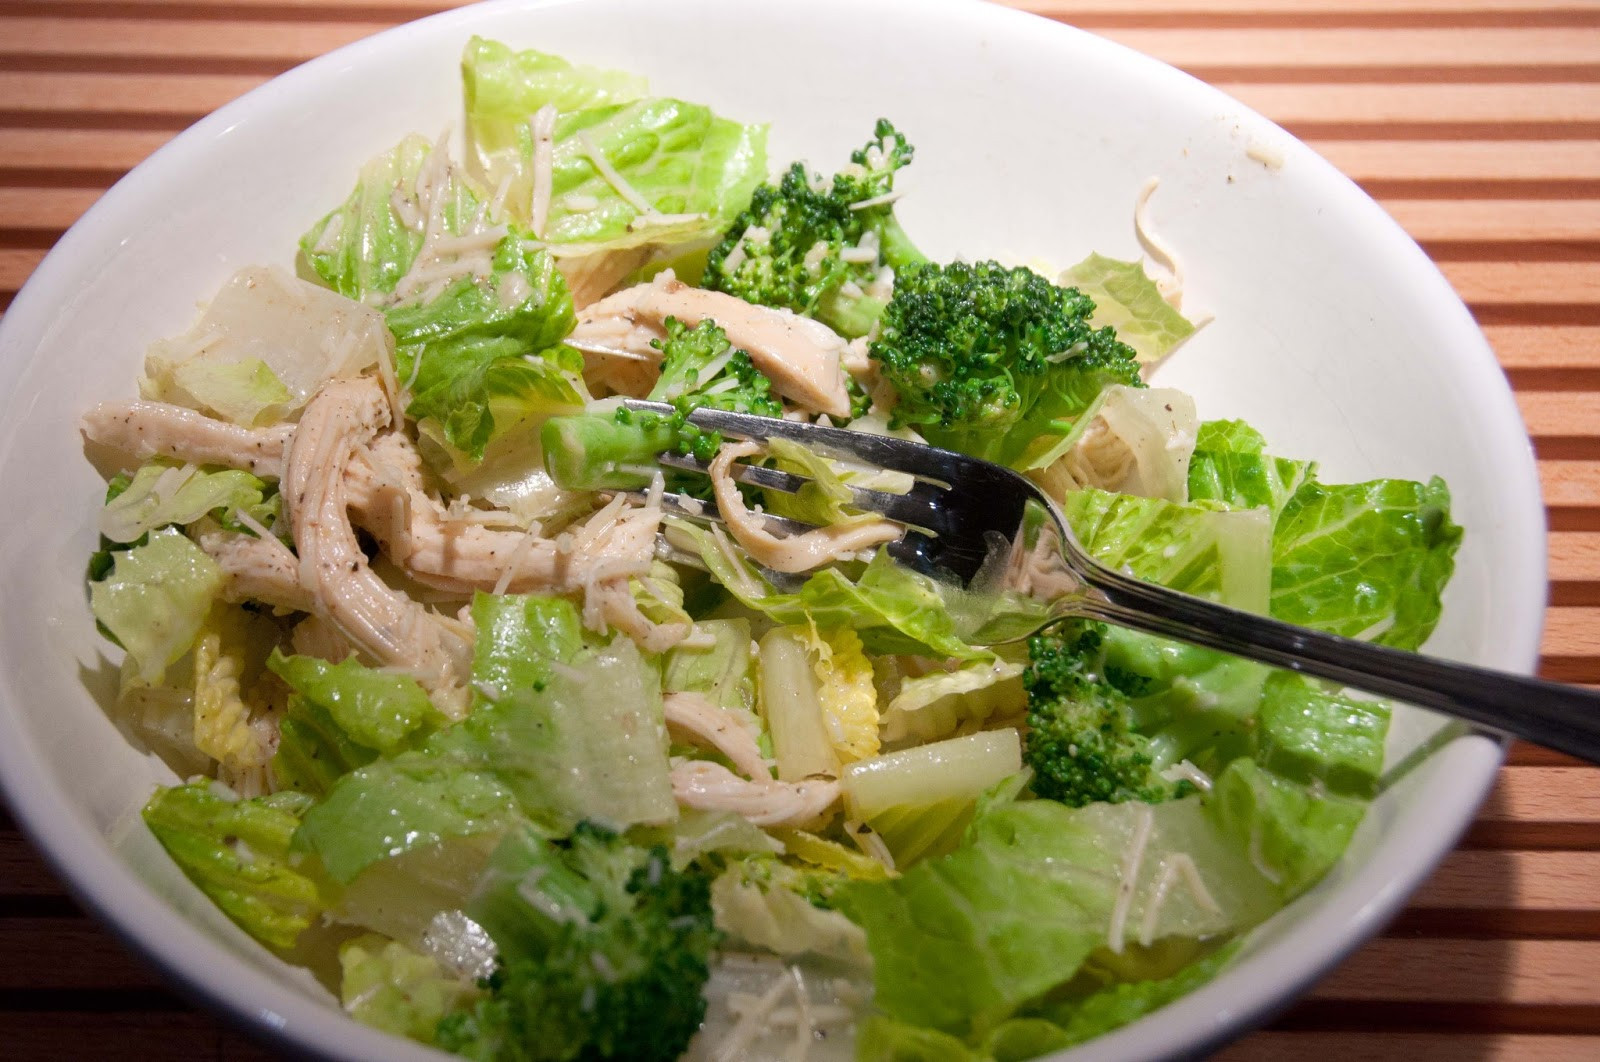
[709,439,900,574]
[82,400,292,477]
[662,692,768,780]
[347,432,659,595]
[196,528,313,614]
[283,377,471,715]
[670,760,838,827]
[568,273,853,417]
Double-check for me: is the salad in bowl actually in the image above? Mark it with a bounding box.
[68,26,1473,1062]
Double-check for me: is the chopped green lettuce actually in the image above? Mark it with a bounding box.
[1205,757,1366,898]
[1060,253,1197,362]
[339,934,477,1043]
[1020,385,1198,504]
[385,233,584,459]
[90,528,223,683]
[268,650,440,756]
[142,782,325,950]
[463,39,767,255]
[1270,475,1462,650]
[1187,419,1315,517]
[1062,487,1272,613]
[1255,672,1389,797]
[147,356,291,427]
[98,462,270,545]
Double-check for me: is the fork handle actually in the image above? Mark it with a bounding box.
[1074,563,1600,763]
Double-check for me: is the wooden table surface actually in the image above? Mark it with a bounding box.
[2,0,1598,1059]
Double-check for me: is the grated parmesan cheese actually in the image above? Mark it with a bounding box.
[528,104,557,239]
[577,131,658,215]
[1108,803,1155,953]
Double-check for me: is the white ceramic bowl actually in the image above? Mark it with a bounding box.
[0,0,1544,1058]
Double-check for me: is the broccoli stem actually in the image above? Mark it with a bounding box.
[874,213,927,272]
[541,412,679,491]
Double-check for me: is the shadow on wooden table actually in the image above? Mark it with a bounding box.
[1217,778,1536,1061]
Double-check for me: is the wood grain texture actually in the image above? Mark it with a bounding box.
[1,0,1597,1059]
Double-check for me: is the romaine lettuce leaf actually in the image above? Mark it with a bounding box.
[838,796,1274,1038]
[1186,419,1315,517]
[1062,487,1272,613]
[268,650,441,755]
[98,462,269,545]
[299,136,444,301]
[293,752,517,884]
[1060,253,1197,362]
[1020,385,1198,504]
[462,39,767,255]
[1204,757,1366,899]
[142,782,325,950]
[448,592,677,832]
[90,528,223,683]
[1270,475,1462,650]
[147,357,291,427]
[339,934,477,1043]
[1255,672,1389,797]
[385,233,584,459]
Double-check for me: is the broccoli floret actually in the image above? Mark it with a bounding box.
[703,119,925,338]
[542,318,781,489]
[1023,619,1182,808]
[869,261,1142,465]
[436,823,720,1062]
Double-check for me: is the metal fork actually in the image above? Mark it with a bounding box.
[622,398,1600,764]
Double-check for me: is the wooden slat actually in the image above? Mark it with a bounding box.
[1550,532,1600,582]
[1103,27,1600,66]
[1541,608,1600,657]
[1540,461,1600,509]
[1484,326,1600,371]
[1411,849,1600,910]
[1218,1033,1600,1062]
[0,72,266,117]
[0,187,99,232]
[1443,262,1600,306]
[1311,939,1600,1004]
[1313,140,1600,183]
[0,248,45,292]
[1015,0,1600,13]
[1384,200,1600,243]
[0,920,167,989]
[1223,82,1600,124]
[0,128,175,173]
[1519,391,1600,438]
[1474,767,1600,828]
[0,17,382,61]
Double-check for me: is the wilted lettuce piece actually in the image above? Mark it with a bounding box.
[90,528,223,683]
[98,462,268,545]
[294,752,517,884]
[142,783,324,950]
[1021,385,1198,504]
[191,609,281,794]
[1256,672,1389,796]
[880,652,1027,744]
[453,592,677,831]
[299,136,437,301]
[268,650,440,755]
[856,1015,979,1062]
[1187,419,1315,517]
[152,357,291,427]
[1271,475,1461,649]
[1063,487,1272,613]
[145,266,386,411]
[339,934,477,1043]
[1205,757,1366,898]
[386,233,584,459]
[1060,253,1198,362]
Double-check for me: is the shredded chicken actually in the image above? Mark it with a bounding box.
[568,273,853,416]
[82,400,292,477]
[663,692,768,779]
[708,440,899,573]
[289,613,360,663]
[670,760,839,827]
[282,377,471,717]
[580,574,691,653]
[196,528,313,613]
[346,432,660,596]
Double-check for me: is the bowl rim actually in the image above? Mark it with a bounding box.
[0,0,1547,1059]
